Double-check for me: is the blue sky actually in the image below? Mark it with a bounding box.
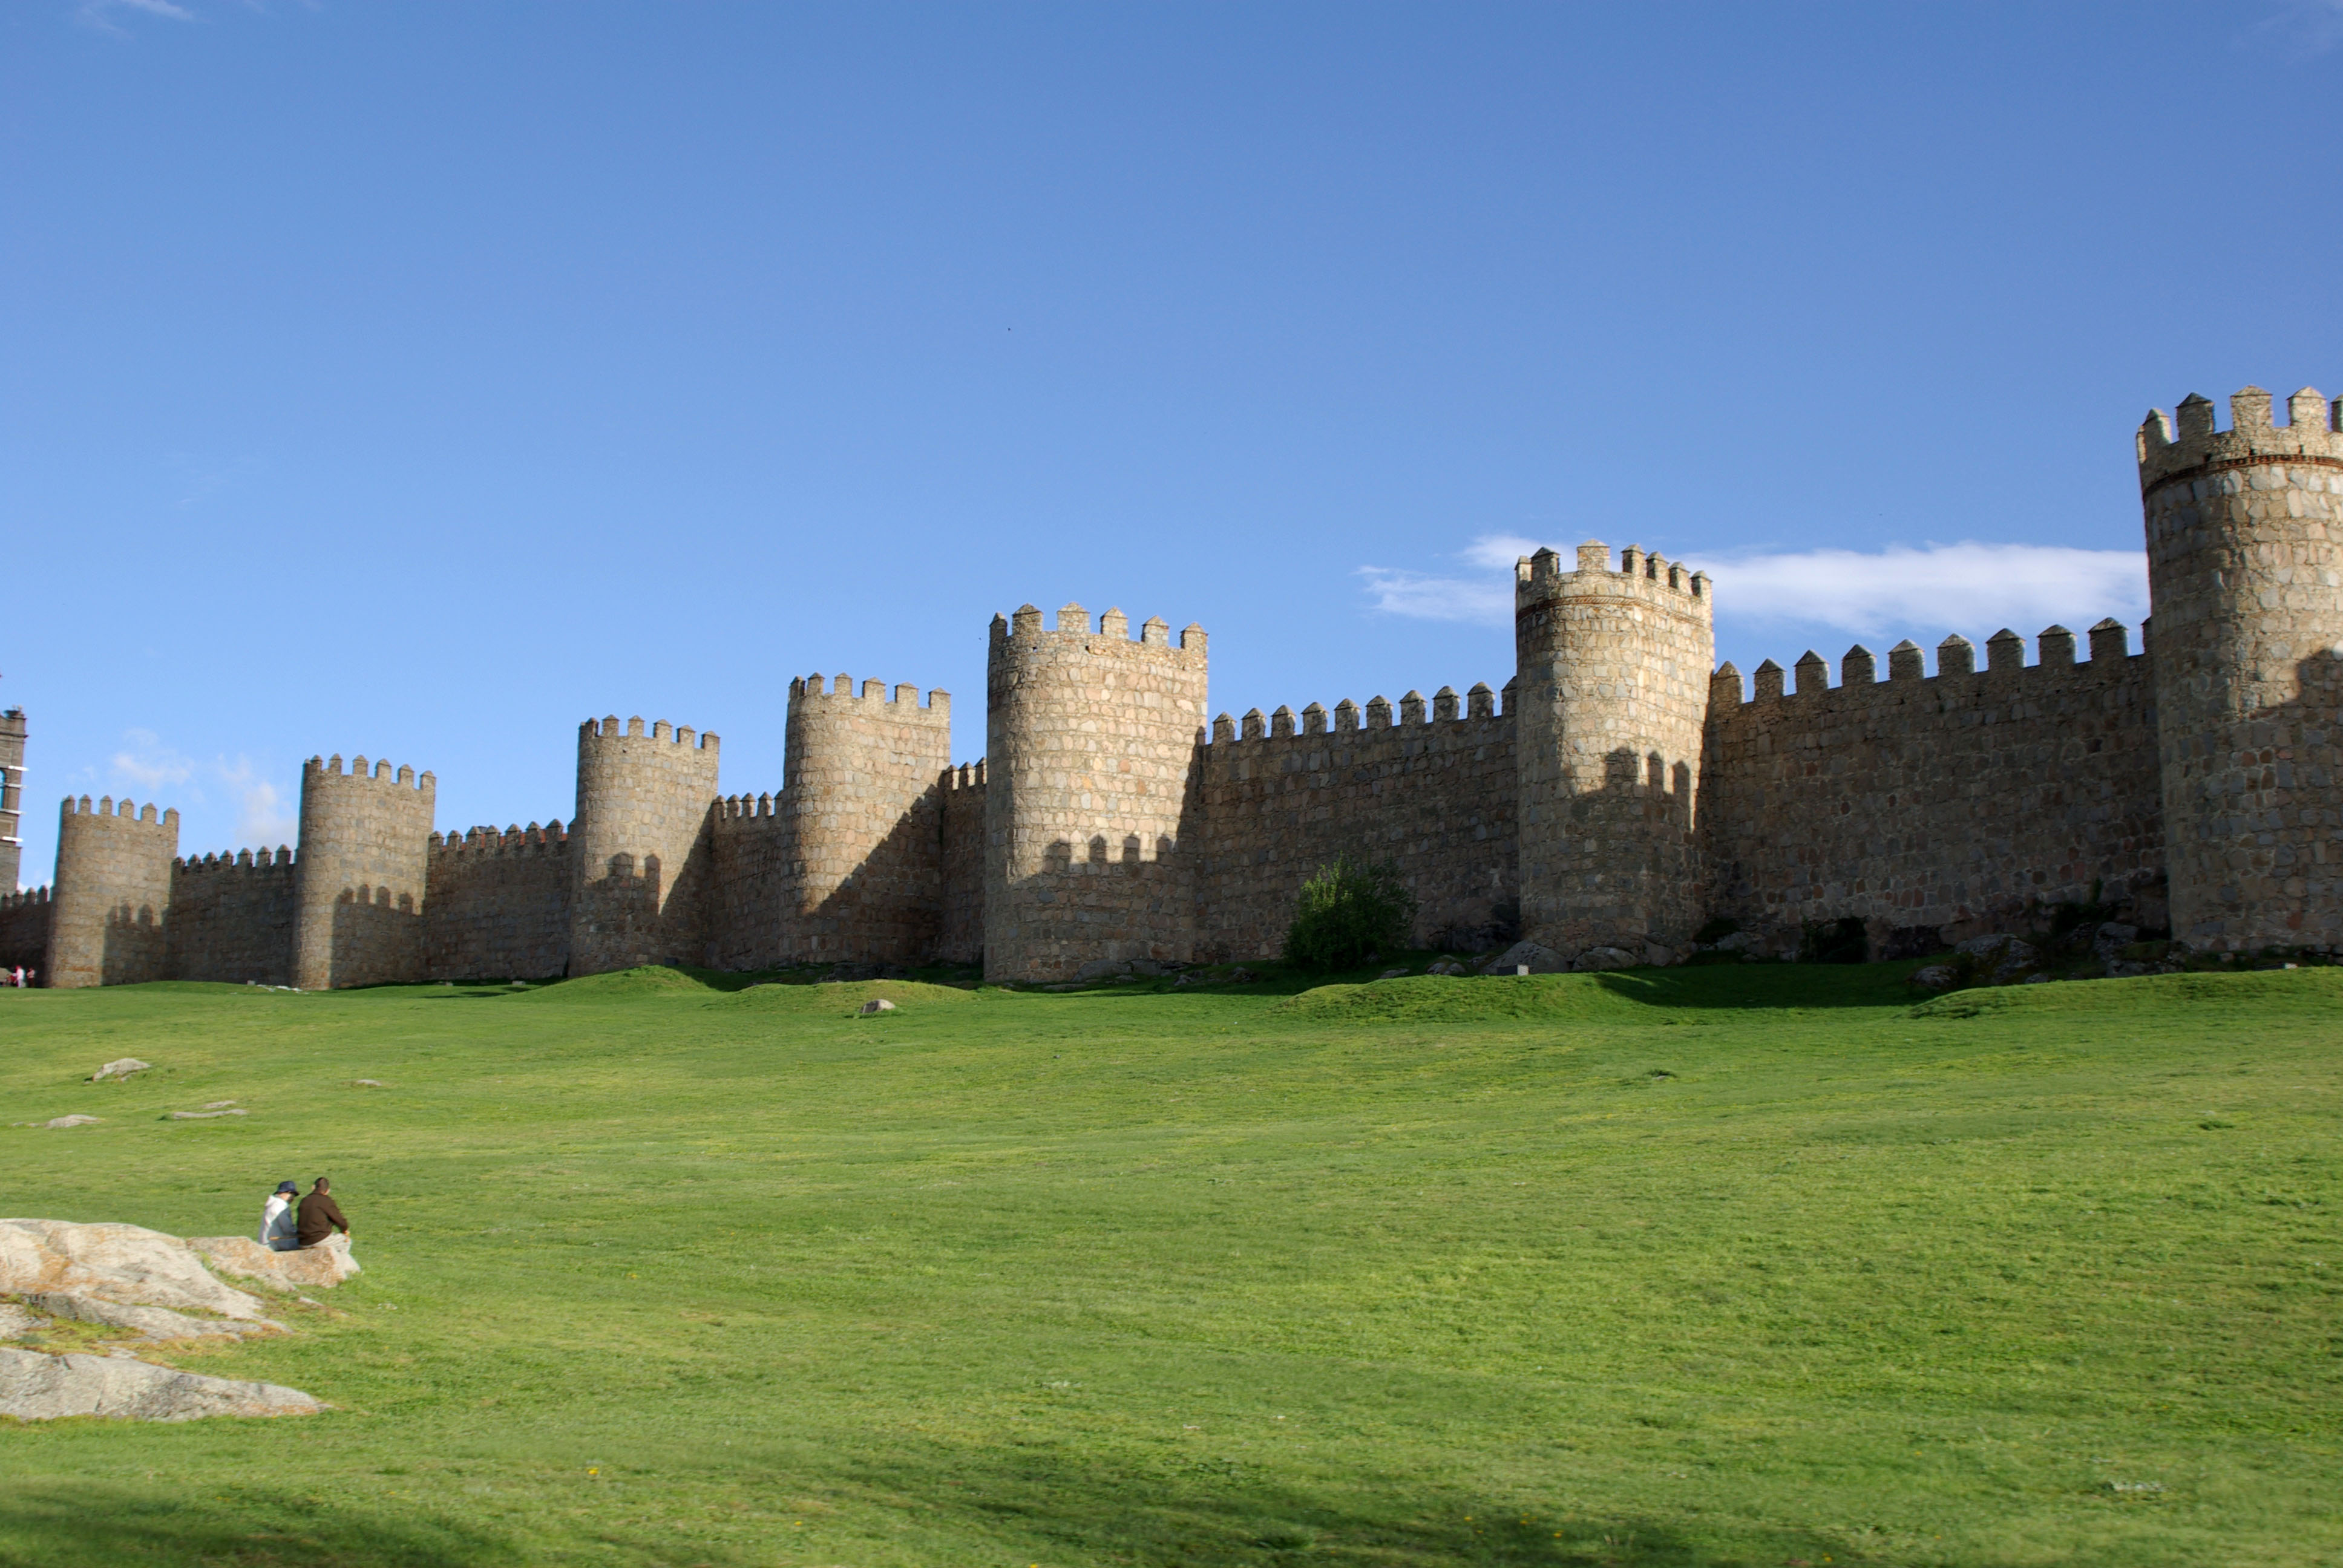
[7,2,2343,886]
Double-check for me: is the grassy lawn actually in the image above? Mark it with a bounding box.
[0,961,2336,1567]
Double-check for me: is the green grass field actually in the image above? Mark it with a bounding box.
[0,961,2336,1567]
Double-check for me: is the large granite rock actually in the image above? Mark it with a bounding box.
[1955,933,2040,984]
[189,1233,360,1290]
[1480,941,1567,975]
[0,1220,265,1320]
[25,1292,278,1341]
[0,1347,319,1422]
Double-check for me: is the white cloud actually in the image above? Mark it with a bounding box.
[218,758,298,848]
[76,0,194,32]
[2249,0,2343,55]
[1362,535,2149,642]
[1355,565,1513,626]
[110,730,197,794]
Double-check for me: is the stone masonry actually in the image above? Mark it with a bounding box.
[18,382,2343,985]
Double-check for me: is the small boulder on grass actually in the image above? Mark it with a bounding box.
[89,1059,151,1082]
[859,998,897,1015]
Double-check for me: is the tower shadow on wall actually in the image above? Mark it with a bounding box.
[2167,645,2343,947]
[327,884,424,988]
[576,836,718,972]
[802,784,944,967]
[1547,746,1698,949]
[100,903,169,985]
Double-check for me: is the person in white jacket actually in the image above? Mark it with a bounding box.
[258,1181,300,1251]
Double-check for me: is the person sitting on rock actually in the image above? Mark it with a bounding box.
[258,1180,300,1252]
[296,1177,352,1249]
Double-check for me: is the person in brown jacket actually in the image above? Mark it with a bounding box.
[296,1177,352,1248]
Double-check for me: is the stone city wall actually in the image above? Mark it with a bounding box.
[710,791,791,972]
[1193,683,1518,961]
[1700,622,2165,952]
[0,887,50,976]
[425,822,573,981]
[169,848,296,985]
[938,760,986,964]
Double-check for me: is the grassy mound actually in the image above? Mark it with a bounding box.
[1909,963,2343,1019]
[721,978,982,1015]
[508,963,719,1001]
[1283,961,1927,1021]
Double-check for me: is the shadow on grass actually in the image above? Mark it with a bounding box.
[0,1485,520,1568]
[813,1437,1860,1567]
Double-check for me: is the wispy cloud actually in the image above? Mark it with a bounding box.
[218,757,297,848]
[1362,534,2150,641]
[100,732,297,850]
[77,0,195,33]
[110,730,197,794]
[2248,0,2343,56]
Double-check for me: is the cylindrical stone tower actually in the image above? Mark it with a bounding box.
[2139,385,2343,952]
[985,603,1208,982]
[569,716,720,975]
[779,675,952,965]
[1512,541,1714,963]
[44,795,179,987]
[291,754,435,990]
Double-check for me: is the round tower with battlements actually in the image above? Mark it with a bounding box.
[570,716,720,975]
[46,795,180,987]
[985,603,1208,982]
[1512,541,1713,962]
[291,755,435,990]
[2139,385,2343,951]
[780,675,952,965]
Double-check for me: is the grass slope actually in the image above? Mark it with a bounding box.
[0,965,2336,1567]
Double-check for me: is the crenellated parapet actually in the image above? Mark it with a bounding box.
[430,820,568,858]
[1209,680,1508,746]
[1712,621,2139,708]
[48,795,182,988]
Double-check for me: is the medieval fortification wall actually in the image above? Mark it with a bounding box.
[15,381,2339,986]
[1700,622,2165,954]
[426,822,572,981]
[171,847,297,985]
[1191,683,1517,962]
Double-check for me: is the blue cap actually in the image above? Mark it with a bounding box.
[275,1181,298,1194]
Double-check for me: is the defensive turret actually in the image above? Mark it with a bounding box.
[291,754,434,989]
[2139,385,2343,950]
[1512,541,1713,962]
[569,717,719,975]
[984,603,1207,982]
[46,795,179,987]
